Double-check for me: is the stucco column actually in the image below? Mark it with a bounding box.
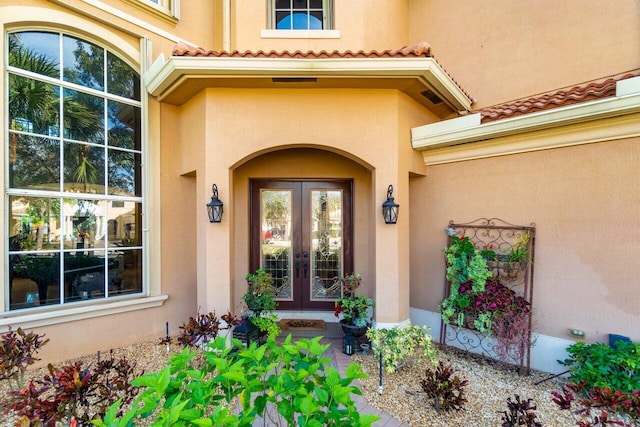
[374,179,411,328]
[198,172,233,316]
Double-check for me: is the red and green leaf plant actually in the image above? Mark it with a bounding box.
[500,394,542,427]
[0,326,49,391]
[5,350,140,425]
[551,382,640,426]
[176,309,240,348]
[420,361,468,413]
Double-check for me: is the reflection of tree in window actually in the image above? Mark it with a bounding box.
[6,31,143,310]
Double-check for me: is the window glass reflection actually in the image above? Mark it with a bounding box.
[63,35,104,91]
[107,52,140,100]
[9,75,60,136]
[64,251,106,302]
[109,248,142,296]
[108,149,139,196]
[9,196,61,252]
[107,100,140,150]
[10,253,61,309]
[9,134,60,190]
[63,88,104,144]
[8,31,60,77]
[63,141,105,193]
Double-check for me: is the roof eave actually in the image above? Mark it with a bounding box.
[144,55,472,111]
[412,76,640,151]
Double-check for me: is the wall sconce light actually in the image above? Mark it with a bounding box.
[206,184,224,223]
[382,185,399,224]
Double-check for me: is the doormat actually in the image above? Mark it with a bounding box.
[279,319,326,331]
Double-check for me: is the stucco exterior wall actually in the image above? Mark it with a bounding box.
[232,0,409,52]
[189,87,432,323]
[409,0,640,108]
[410,138,640,343]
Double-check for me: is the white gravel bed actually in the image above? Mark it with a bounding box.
[353,347,576,427]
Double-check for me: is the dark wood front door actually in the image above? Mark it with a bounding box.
[250,180,353,311]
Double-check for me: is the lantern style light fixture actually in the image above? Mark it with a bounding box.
[206,184,224,223]
[342,333,355,355]
[382,184,399,224]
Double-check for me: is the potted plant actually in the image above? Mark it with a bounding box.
[334,273,374,337]
[242,269,280,339]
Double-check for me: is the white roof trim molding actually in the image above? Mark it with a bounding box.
[144,55,472,111]
[412,76,640,164]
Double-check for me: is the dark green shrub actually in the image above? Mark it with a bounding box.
[420,361,468,413]
[95,335,380,426]
[559,340,639,393]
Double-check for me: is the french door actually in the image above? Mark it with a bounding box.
[250,180,353,310]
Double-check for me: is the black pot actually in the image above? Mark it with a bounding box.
[339,319,369,337]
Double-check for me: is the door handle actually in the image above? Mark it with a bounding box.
[302,251,309,278]
[295,261,300,278]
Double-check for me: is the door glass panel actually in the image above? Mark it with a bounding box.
[260,190,292,300]
[310,189,342,300]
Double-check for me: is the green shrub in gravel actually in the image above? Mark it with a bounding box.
[94,335,379,427]
[558,340,640,393]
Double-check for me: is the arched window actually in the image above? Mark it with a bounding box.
[6,31,143,310]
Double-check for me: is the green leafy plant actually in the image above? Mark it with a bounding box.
[558,340,640,393]
[0,326,49,391]
[508,231,531,264]
[244,268,277,314]
[366,324,437,374]
[420,361,468,413]
[440,236,493,328]
[334,273,374,327]
[6,350,139,425]
[244,269,280,337]
[500,394,542,427]
[95,335,380,426]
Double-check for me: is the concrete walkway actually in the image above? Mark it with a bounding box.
[329,337,411,427]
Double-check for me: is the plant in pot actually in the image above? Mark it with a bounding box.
[334,273,374,337]
[243,268,280,338]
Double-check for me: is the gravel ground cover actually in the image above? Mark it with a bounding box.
[0,339,577,426]
[353,346,576,427]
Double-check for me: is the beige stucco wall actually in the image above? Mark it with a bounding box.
[232,0,410,52]
[409,0,640,108]
[410,137,640,343]
[168,87,432,324]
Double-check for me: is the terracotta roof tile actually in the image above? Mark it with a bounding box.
[472,71,640,123]
[170,42,475,105]
[172,41,433,59]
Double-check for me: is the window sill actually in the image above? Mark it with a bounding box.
[260,29,340,39]
[0,295,168,332]
[120,0,179,24]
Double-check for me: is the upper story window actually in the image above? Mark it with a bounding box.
[123,0,180,21]
[6,31,144,311]
[271,0,333,30]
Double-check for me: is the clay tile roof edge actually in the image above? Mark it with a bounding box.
[468,70,640,123]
